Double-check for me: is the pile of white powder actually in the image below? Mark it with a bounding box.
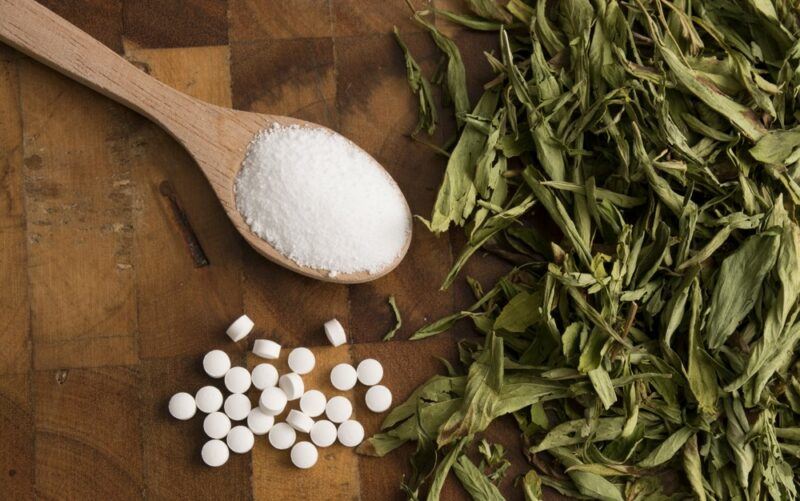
[235,124,411,276]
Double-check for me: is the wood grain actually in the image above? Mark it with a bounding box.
[122,0,228,49]
[0,47,31,376]
[0,374,34,499]
[231,38,337,128]
[229,0,333,42]
[332,0,425,38]
[36,0,123,52]
[19,59,139,370]
[34,367,144,499]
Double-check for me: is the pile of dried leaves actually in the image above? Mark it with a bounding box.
[360,0,800,499]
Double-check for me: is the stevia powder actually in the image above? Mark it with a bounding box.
[235,124,411,275]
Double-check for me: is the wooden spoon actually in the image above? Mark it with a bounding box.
[0,0,412,284]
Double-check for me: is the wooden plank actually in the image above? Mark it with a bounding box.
[0,373,34,499]
[248,345,361,500]
[241,261,350,348]
[351,337,463,500]
[228,0,333,42]
[0,48,31,376]
[230,36,349,348]
[124,45,245,360]
[19,59,139,370]
[33,367,143,499]
[334,33,454,342]
[140,356,252,500]
[230,38,337,128]
[122,0,228,48]
[332,0,425,38]
[35,0,124,52]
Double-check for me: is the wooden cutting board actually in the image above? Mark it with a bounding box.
[0,1,528,499]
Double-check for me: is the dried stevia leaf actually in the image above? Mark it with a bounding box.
[638,427,695,468]
[383,295,403,341]
[494,289,542,332]
[705,230,780,350]
[412,12,470,127]
[521,470,544,501]
[750,127,800,165]
[453,454,505,500]
[682,434,707,501]
[393,27,438,135]
[427,89,500,233]
[377,0,800,497]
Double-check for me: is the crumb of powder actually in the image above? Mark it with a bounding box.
[235,124,411,275]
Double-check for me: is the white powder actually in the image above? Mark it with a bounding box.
[235,124,411,276]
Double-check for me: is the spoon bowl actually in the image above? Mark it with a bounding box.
[0,0,412,283]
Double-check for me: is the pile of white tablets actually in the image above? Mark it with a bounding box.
[167,315,393,469]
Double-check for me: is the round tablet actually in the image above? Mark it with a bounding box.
[195,386,224,413]
[201,439,229,467]
[286,409,314,433]
[268,422,297,450]
[299,390,327,417]
[337,420,364,447]
[252,339,281,360]
[203,350,231,379]
[309,420,337,447]
[247,408,274,435]
[330,363,357,391]
[224,366,251,394]
[224,393,251,421]
[279,373,304,400]
[290,441,318,469]
[251,363,279,390]
[226,314,254,342]
[287,347,316,375]
[325,396,353,423]
[324,319,347,347]
[259,386,288,416]
[203,412,231,439]
[227,425,255,454]
[168,392,196,420]
[365,385,393,413]
[357,359,384,386]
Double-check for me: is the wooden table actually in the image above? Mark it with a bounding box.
[0,1,526,499]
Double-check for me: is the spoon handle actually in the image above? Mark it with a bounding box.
[0,0,207,146]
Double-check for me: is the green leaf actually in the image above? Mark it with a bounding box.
[393,27,438,135]
[751,127,800,165]
[522,470,544,501]
[551,448,624,501]
[531,417,625,453]
[687,278,719,417]
[655,38,767,141]
[682,434,707,501]
[383,295,403,341]
[494,290,542,332]
[452,454,504,501]
[413,13,470,127]
[589,367,617,410]
[638,427,695,468]
[438,333,504,445]
[705,231,780,350]
[426,438,468,501]
[428,89,500,233]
